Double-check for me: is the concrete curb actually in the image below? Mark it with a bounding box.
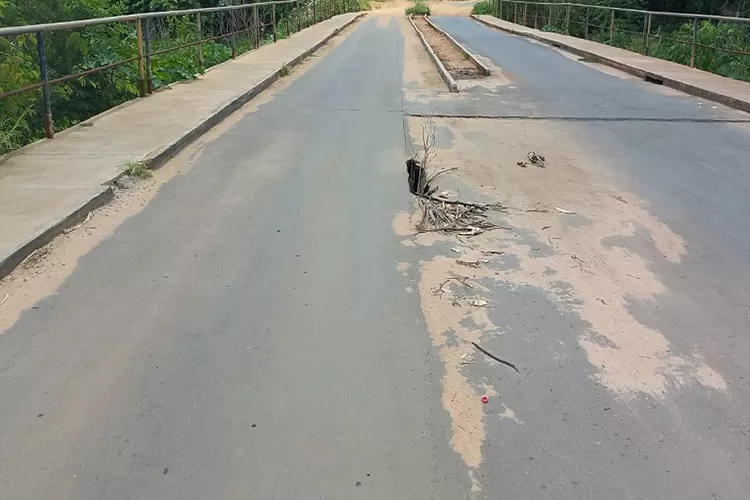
[426,16,490,76]
[471,15,750,114]
[0,13,364,281]
[0,187,114,279]
[409,15,459,93]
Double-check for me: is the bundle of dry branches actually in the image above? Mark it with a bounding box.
[416,196,510,237]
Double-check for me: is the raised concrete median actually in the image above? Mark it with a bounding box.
[472,14,750,114]
[0,12,363,279]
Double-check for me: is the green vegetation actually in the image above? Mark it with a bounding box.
[471,1,493,15]
[124,160,152,179]
[0,0,366,155]
[405,1,430,16]
[497,0,750,82]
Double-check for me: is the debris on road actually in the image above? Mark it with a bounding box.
[554,207,574,214]
[63,212,92,234]
[472,341,520,373]
[115,175,135,190]
[415,195,511,237]
[611,194,628,204]
[481,396,489,404]
[457,258,481,267]
[1,293,8,305]
[518,151,545,168]
[471,299,487,307]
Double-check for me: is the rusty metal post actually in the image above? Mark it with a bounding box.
[609,9,615,45]
[565,4,570,34]
[136,19,146,97]
[690,17,698,67]
[523,3,527,26]
[144,18,153,94]
[196,12,204,72]
[36,32,54,139]
[253,5,259,49]
[495,0,500,18]
[644,13,652,55]
[534,3,538,28]
[286,5,291,37]
[584,7,589,39]
[230,10,237,58]
[272,4,277,42]
[297,0,301,32]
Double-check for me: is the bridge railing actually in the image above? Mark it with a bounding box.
[492,1,750,81]
[0,0,356,149]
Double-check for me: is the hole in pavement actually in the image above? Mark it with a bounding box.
[406,158,434,195]
[644,74,664,85]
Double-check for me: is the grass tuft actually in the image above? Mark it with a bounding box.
[124,160,153,179]
[405,1,431,16]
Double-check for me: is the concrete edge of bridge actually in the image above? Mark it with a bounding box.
[0,12,366,281]
[470,15,750,114]
[425,16,491,76]
[409,14,459,93]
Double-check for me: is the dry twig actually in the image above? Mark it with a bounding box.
[472,342,520,373]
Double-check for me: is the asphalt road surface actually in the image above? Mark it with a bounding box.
[0,18,464,500]
[1,13,749,500]
[430,15,750,499]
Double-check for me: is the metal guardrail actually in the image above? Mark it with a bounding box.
[493,1,750,77]
[0,0,356,140]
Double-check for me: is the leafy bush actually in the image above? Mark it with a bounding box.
[405,1,431,16]
[471,1,493,15]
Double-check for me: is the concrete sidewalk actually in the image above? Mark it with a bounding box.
[472,15,750,113]
[0,13,363,279]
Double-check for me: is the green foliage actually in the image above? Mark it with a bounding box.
[0,106,32,155]
[405,0,430,16]
[123,160,153,179]
[471,1,493,15]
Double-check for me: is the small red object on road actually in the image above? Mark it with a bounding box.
[481,396,489,404]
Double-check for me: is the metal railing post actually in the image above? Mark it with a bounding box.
[253,5,259,49]
[609,9,615,45]
[641,13,647,53]
[523,3,528,26]
[565,4,570,33]
[144,18,152,94]
[495,0,500,18]
[644,13,652,55]
[297,0,301,32]
[548,4,552,27]
[230,10,237,58]
[514,2,518,23]
[36,32,54,139]
[313,0,317,23]
[690,17,698,67]
[286,4,291,36]
[272,4,277,42]
[535,3,538,28]
[136,19,146,97]
[196,12,204,72]
[584,7,589,39]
